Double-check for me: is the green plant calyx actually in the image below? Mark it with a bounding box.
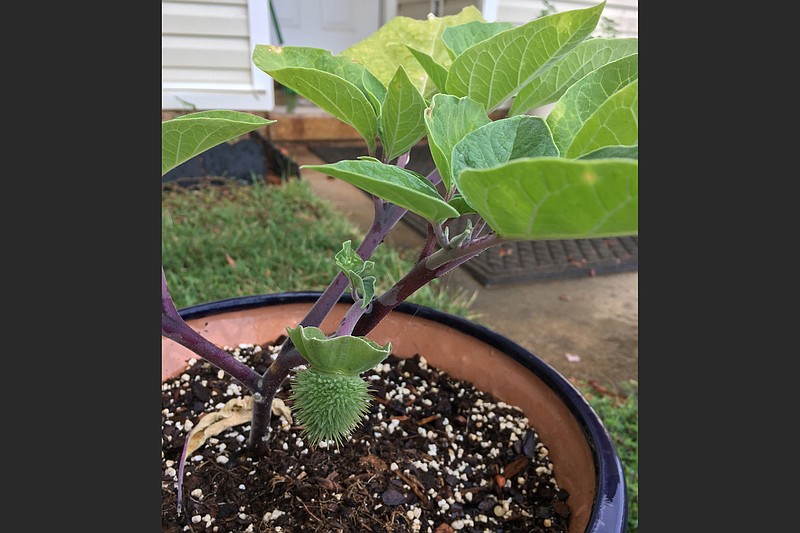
[286,325,391,375]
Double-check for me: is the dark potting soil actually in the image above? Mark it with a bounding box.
[161,340,572,532]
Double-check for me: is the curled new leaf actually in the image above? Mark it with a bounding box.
[335,240,376,307]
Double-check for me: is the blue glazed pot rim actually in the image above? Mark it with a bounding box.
[179,291,627,533]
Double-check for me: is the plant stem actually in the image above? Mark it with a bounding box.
[247,340,314,453]
[337,300,369,336]
[245,171,443,452]
[352,235,504,337]
[161,269,261,392]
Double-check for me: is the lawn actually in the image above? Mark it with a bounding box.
[162,177,638,532]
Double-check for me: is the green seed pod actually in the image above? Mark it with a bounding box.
[290,367,373,448]
[286,326,391,447]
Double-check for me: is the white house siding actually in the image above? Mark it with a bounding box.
[489,0,638,38]
[162,0,274,111]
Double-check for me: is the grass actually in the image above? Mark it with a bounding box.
[162,178,476,316]
[577,379,639,532]
[162,177,637,531]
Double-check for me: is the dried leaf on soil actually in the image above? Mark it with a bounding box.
[184,396,292,456]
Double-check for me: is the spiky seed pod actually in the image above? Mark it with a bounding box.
[289,367,372,448]
[285,325,392,448]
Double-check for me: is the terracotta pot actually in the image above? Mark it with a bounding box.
[162,292,627,533]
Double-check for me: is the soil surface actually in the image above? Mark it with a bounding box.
[162,340,572,532]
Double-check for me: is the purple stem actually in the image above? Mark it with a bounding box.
[175,428,192,515]
[161,269,261,392]
[246,171,443,453]
[396,152,410,169]
[352,234,505,337]
[336,300,369,336]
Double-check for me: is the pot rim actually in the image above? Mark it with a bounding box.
[177,291,627,533]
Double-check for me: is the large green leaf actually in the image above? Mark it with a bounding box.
[457,158,637,240]
[303,159,459,222]
[424,94,491,194]
[547,54,638,158]
[253,45,386,108]
[161,111,273,176]
[287,326,390,376]
[441,20,514,59]
[563,80,638,158]
[380,66,427,161]
[451,115,559,180]
[340,7,484,96]
[509,37,638,115]
[253,46,381,152]
[405,46,449,95]
[446,2,605,112]
[579,144,638,160]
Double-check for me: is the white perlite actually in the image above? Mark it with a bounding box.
[263,509,285,522]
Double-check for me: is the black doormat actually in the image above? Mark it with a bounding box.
[308,142,638,287]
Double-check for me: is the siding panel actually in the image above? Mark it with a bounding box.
[162,35,251,69]
[162,67,252,85]
[162,3,249,37]
[162,0,273,110]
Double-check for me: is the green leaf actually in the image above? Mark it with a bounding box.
[252,46,380,152]
[161,111,273,176]
[579,144,638,160]
[451,115,559,182]
[448,194,477,215]
[335,241,376,307]
[441,20,514,58]
[334,240,373,274]
[457,158,637,240]
[340,6,484,96]
[446,2,606,112]
[547,54,638,158]
[380,66,428,161]
[564,80,638,158]
[509,37,638,115]
[252,45,386,107]
[405,46,449,94]
[424,94,491,194]
[287,326,391,375]
[303,159,460,222]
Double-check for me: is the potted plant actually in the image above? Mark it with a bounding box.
[161,1,637,531]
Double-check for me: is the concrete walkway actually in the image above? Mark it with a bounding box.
[281,142,638,392]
